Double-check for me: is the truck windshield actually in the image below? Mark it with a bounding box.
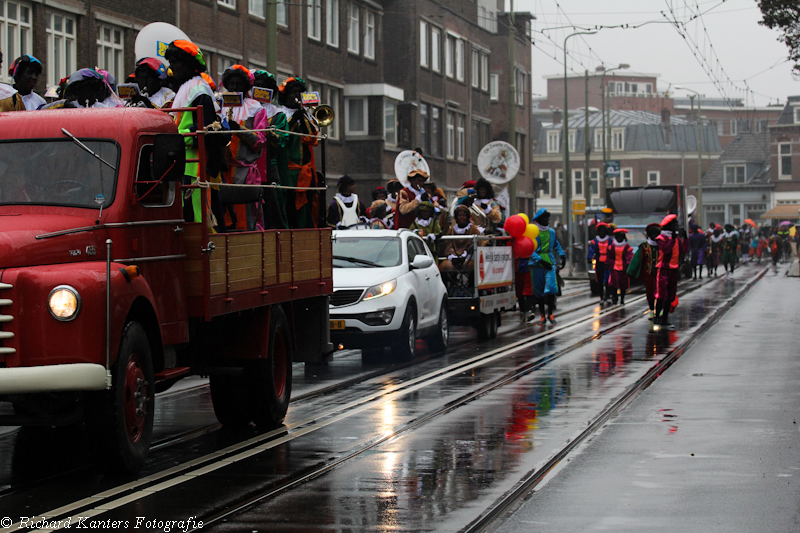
[0,139,117,208]
[333,236,402,268]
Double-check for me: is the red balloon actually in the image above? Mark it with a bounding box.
[513,237,535,258]
[505,215,526,238]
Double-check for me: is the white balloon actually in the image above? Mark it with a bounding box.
[135,22,190,67]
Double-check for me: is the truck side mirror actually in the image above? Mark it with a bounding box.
[153,134,186,182]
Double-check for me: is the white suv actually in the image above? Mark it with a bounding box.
[329,229,449,360]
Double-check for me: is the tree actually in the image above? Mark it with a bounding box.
[758,0,800,75]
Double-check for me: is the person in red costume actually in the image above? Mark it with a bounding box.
[587,222,612,304]
[654,214,687,329]
[606,228,634,305]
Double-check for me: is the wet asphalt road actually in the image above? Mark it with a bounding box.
[0,262,779,532]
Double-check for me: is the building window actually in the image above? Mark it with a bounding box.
[1,1,32,81]
[716,121,723,136]
[97,24,124,85]
[780,143,791,178]
[646,83,653,94]
[515,132,525,170]
[431,106,442,157]
[446,110,455,159]
[431,27,440,72]
[573,169,583,196]
[364,11,375,59]
[326,0,339,46]
[445,35,454,78]
[794,108,800,124]
[420,103,428,153]
[756,119,769,133]
[307,0,321,40]
[383,100,396,146]
[455,39,464,81]
[647,170,660,185]
[568,130,576,153]
[515,68,526,106]
[540,170,551,196]
[557,170,564,197]
[594,129,603,152]
[420,21,428,67]
[724,165,746,184]
[345,97,368,135]
[218,0,235,7]
[217,55,235,82]
[622,168,632,187]
[277,0,288,25]
[249,0,264,17]
[480,53,488,91]
[730,119,737,135]
[471,49,479,88]
[489,73,498,101]
[590,169,599,197]
[46,12,76,87]
[611,128,625,151]
[347,3,359,54]
[457,115,465,161]
[327,87,340,140]
[547,130,560,154]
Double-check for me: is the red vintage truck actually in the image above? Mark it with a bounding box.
[0,107,333,473]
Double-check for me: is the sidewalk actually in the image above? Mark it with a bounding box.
[494,267,800,532]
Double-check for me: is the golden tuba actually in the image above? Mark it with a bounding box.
[313,105,335,127]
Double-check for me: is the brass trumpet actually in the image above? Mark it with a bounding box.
[313,105,335,127]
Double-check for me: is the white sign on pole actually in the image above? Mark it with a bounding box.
[477,141,520,184]
[394,150,430,187]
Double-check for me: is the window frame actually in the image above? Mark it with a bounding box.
[364,10,375,59]
[455,38,464,81]
[430,27,440,72]
[46,11,76,87]
[779,142,792,179]
[594,129,603,152]
[307,0,322,41]
[647,170,660,186]
[568,129,576,153]
[445,35,454,78]
[573,169,583,197]
[249,0,265,18]
[326,87,341,140]
[277,0,288,26]
[345,96,368,136]
[480,53,489,91]
[471,49,479,88]
[540,169,551,196]
[96,23,125,86]
[621,167,633,187]
[724,164,746,184]
[446,110,455,159]
[326,0,339,46]
[611,127,625,151]
[590,169,600,197]
[218,0,236,7]
[489,73,499,101]
[547,130,560,154]
[420,103,429,154]
[430,105,442,157]
[456,114,465,161]
[347,3,360,54]
[383,99,396,146]
[420,21,428,67]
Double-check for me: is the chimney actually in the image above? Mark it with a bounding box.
[553,109,562,125]
[661,108,671,145]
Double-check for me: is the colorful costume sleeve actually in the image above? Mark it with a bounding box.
[627,245,643,278]
[587,239,598,261]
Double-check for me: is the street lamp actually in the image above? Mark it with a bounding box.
[600,63,629,200]
[675,86,704,225]
[563,30,597,275]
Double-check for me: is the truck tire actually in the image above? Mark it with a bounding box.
[392,305,416,361]
[477,312,493,341]
[425,300,449,353]
[86,321,155,474]
[248,306,293,428]
[210,374,251,427]
[490,311,499,339]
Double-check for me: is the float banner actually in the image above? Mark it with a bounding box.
[476,246,514,289]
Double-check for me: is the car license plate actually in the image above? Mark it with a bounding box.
[330,319,346,330]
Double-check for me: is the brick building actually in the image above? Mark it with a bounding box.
[672,97,783,150]
[758,95,800,224]
[3,0,535,213]
[531,109,722,222]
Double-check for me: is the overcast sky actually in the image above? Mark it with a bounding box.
[508,0,797,107]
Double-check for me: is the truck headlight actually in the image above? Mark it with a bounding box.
[363,280,397,301]
[48,285,81,321]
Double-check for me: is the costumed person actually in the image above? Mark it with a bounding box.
[164,40,227,229]
[372,186,388,202]
[458,177,503,234]
[515,255,534,323]
[368,200,393,229]
[385,179,403,212]
[251,69,289,229]
[722,224,739,279]
[587,222,611,303]
[757,231,768,264]
[769,228,782,266]
[219,65,268,231]
[653,214,687,329]
[0,49,25,111]
[9,55,45,110]
[396,169,428,229]
[440,205,481,292]
[708,224,724,277]
[276,77,320,228]
[777,224,791,260]
[529,208,566,325]
[606,228,634,305]
[132,58,173,108]
[409,200,443,257]
[94,69,123,107]
[627,223,661,319]
[422,180,449,229]
[740,224,751,264]
[688,221,705,280]
[327,175,366,228]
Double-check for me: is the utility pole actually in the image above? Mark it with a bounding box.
[266,0,277,74]
[508,1,517,213]
[600,64,629,200]
[676,87,704,224]
[582,69,590,272]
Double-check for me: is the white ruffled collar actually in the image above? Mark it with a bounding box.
[453,222,473,235]
[335,193,356,204]
[415,217,432,227]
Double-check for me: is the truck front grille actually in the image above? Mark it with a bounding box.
[0,283,15,358]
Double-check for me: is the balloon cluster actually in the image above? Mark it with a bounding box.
[505,213,539,258]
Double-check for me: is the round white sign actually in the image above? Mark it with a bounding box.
[477,141,520,184]
[394,150,430,187]
[135,23,190,67]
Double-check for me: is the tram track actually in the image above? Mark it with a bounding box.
[2,274,725,533]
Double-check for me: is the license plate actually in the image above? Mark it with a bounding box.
[330,319,346,330]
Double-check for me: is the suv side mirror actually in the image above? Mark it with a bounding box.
[410,255,434,270]
[153,134,186,182]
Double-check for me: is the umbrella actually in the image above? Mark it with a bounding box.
[780,220,792,226]
[743,218,756,228]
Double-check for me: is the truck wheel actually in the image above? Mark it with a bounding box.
[392,305,416,361]
[477,312,493,342]
[249,306,293,428]
[210,374,251,427]
[86,321,155,474]
[489,311,499,339]
[425,301,449,352]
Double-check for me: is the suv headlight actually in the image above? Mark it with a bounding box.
[48,285,81,321]
[363,279,397,301]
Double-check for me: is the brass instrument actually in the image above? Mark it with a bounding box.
[313,104,335,127]
[468,202,488,228]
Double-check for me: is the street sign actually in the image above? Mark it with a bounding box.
[605,160,620,178]
[573,199,586,216]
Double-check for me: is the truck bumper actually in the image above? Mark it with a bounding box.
[0,363,109,394]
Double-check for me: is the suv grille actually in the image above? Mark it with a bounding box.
[330,289,364,307]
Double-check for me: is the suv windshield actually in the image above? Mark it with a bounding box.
[333,236,402,268]
[0,139,117,208]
